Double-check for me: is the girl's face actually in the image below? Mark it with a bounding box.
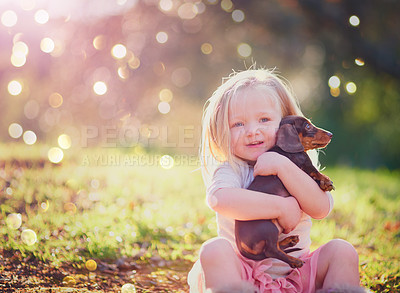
[228,85,282,162]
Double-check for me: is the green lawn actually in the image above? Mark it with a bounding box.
[0,143,399,292]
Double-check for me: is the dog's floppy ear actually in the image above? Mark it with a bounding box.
[276,124,304,153]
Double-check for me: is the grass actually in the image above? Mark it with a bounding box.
[0,143,399,292]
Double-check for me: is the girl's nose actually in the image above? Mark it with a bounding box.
[245,123,259,136]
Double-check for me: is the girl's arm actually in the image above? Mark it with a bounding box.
[254,152,331,219]
[210,188,302,233]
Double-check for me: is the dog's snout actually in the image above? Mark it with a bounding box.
[326,132,333,139]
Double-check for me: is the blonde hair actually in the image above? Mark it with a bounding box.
[200,68,318,184]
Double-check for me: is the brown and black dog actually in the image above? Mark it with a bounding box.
[235,115,334,268]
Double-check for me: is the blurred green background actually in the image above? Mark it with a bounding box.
[1,0,399,169]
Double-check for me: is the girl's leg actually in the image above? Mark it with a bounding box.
[315,239,360,290]
[199,237,244,289]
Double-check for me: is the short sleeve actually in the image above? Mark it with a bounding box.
[326,191,334,214]
[206,163,242,207]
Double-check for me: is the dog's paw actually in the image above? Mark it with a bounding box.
[289,258,304,268]
[279,235,299,249]
[320,178,335,192]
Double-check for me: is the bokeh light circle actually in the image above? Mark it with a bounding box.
[346,82,357,94]
[237,43,252,58]
[35,9,49,24]
[160,155,174,169]
[171,67,191,88]
[178,3,198,20]
[8,80,23,96]
[232,10,245,22]
[121,283,136,293]
[11,54,26,67]
[23,130,37,145]
[93,81,108,95]
[349,15,360,27]
[21,229,37,245]
[8,123,23,138]
[6,213,22,229]
[159,0,173,12]
[158,102,170,114]
[48,147,64,163]
[111,44,127,59]
[40,37,55,53]
[58,134,72,149]
[201,43,213,55]
[49,92,63,108]
[1,10,18,27]
[159,88,173,102]
[328,76,341,88]
[85,259,97,271]
[156,31,168,44]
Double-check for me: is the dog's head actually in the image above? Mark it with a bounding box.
[276,115,332,153]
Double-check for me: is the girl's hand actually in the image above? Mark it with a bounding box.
[253,152,289,177]
[277,196,302,234]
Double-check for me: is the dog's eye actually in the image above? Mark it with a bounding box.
[305,123,311,131]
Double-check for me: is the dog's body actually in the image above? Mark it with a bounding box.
[235,115,334,268]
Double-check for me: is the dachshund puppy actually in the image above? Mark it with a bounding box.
[235,115,334,268]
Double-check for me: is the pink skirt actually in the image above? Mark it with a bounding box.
[188,245,325,293]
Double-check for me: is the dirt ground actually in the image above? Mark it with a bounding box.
[0,249,192,292]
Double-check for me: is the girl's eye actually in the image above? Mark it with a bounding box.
[260,118,269,123]
[232,122,244,128]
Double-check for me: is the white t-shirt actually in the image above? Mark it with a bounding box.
[206,162,333,278]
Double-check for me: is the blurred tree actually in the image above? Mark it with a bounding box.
[0,0,399,168]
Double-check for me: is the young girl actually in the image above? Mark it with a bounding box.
[188,68,361,292]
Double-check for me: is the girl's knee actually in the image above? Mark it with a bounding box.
[200,238,235,265]
[327,239,359,264]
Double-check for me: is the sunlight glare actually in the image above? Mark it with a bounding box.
[9,123,23,138]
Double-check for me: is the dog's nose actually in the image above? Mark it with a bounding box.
[327,132,333,138]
